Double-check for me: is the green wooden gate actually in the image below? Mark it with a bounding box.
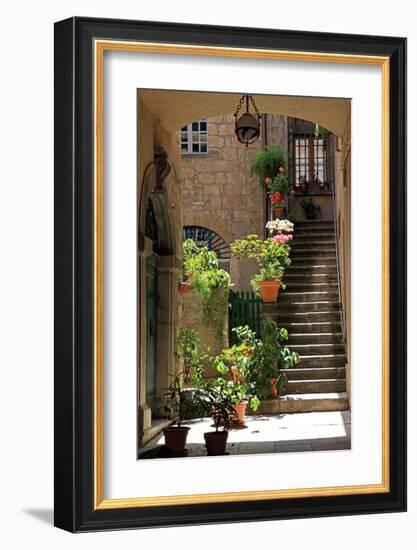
[229,290,261,344]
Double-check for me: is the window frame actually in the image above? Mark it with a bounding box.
[180,119,209,155]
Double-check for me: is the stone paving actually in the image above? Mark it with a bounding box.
[139,411,351,458]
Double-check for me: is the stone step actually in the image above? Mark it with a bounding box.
[285,282,339,292]
[286,264,337,274]
[286,366,346,380]
[280,291,339,303]
[295,221,335,226]
[281,321,342,333]
[288,332,344,345]
[284,273,337,283]
[298,354,347,368]
[254,392,349,414]
[293,232,335,239]
[277,301,341,313]
[290,343,346,355]
[291,245,336,253]
[283,379,346,394]
[291,255,336,264]
[277,311,342,323]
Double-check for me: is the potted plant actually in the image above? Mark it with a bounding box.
[250,146,287,186]
[270,191,286,218]
[258,318,299,397]
[235,319,299,400]
[213,342,261,425]
[301,198,321,219]
[230,234,291,303]
[251,264,284,303]
[162,374,193,453]
[193,386,236,456]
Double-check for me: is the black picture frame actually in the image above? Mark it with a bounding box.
[54,17,407,532]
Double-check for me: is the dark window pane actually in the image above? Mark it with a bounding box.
[192,143,199,153]
[200,143,207,153]
[200,121,207,131]
[192,122,199,131]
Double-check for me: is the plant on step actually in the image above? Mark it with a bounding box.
[182,239,232,340]
[250,318,300,398]
[301,198,321,220]
[270,191,286,218]
[231,234,291,303]
[250,146,288,186]
[266,218,294,236]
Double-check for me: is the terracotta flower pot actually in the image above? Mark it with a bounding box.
[259,280,281,303]
[233,402,247,425]
[230,365,245,383]
[163,426,190,452]
[270,377,278,398]
[204,431,228,456]
[179,281,192,294]
[273,206,285,218]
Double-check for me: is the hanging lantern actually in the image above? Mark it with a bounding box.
[234,94,261,147]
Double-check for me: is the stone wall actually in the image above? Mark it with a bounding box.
[181,113,265,251]
[181,113,289,292]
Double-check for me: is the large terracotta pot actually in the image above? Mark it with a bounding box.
[273,206,285,218]
[233,402,247,425]
[163,426,190,452]
[259,280,281,303]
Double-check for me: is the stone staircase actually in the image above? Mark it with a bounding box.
[258,220,348,414]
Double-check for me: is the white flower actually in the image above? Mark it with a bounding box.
[265,219,294,234]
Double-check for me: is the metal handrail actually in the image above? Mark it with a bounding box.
[331,180,346,341]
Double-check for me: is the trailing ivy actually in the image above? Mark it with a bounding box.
[183,239,232,341]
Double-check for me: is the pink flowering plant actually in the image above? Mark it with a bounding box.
[273,233,293,244]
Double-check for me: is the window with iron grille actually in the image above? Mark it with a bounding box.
[288,118,334,193]
[180,120,208,154]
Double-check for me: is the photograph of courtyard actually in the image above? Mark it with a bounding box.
[137,90,351,459]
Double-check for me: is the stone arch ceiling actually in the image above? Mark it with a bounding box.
[140,90,350,138]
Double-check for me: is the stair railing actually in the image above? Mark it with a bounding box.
[331,180,346,341]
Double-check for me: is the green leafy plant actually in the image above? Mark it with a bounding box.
[251,146,287,185]
[231,234,291,295]
[176,328,208,386]
[269,172,289,195]
[162,373,195,428]
[192,385,236,432]
[301,198,321,219]
[182,240,232,340]
[256,318,300,393]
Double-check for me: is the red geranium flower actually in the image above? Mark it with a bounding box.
[270,191,285,206]
[278,166,285,174]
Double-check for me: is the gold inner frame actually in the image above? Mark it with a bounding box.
[93,39,390,510]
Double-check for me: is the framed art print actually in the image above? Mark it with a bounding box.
[54,17,406,532]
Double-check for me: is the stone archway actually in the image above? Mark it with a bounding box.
[138,147,183,447]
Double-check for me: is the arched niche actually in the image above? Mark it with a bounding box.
[137,147,182,447]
